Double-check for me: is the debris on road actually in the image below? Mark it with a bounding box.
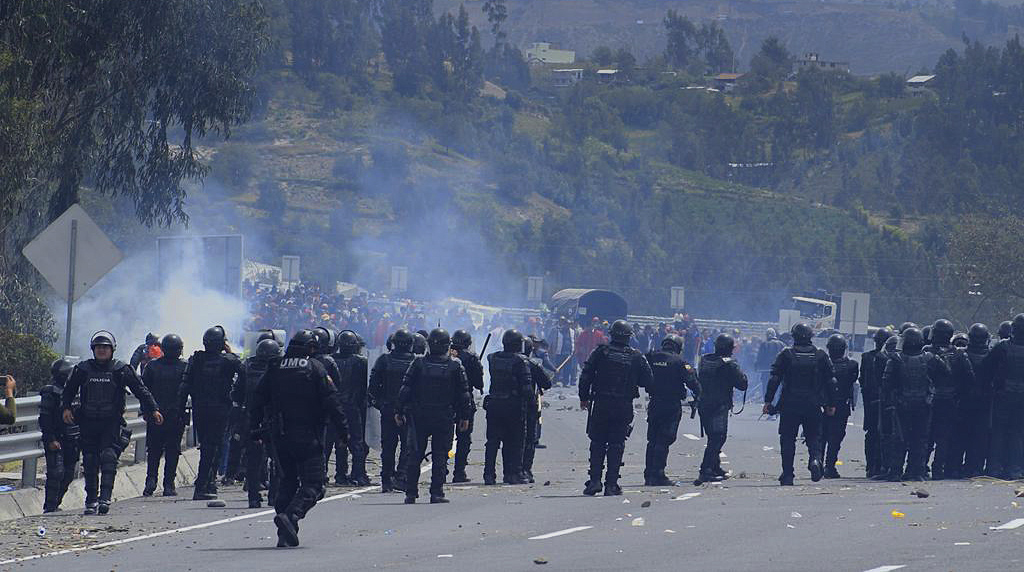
[664,529,676,534]
[534,557,548,565]
[790,512,802,519]
[631,517,645,527]
[1015,488,1024,498]
[641,501,651,508]
[912,489,930,499]
[206,500,226,508]
[891,511,906,519]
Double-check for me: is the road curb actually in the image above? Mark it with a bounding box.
[0,447,200,521]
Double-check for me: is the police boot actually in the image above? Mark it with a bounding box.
[143,455,160,496]
[248,494,263,509]
[779,473,795,486]
[483,445,498,485]
[83,502,98,515]
[584,443,605,496]
[808,457,824,482]
[274,513,299,547]
[824,464,841,479]
[381,475,395,493]
[451,471,470,484]
[192,479,217,501]
[604,443,625,494]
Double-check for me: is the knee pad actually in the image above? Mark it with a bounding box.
[100,448,119,470]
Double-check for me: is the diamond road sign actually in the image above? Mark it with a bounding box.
[22,204,122,302]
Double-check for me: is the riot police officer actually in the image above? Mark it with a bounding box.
[249,330,349,548]
[62,331,163,515]
[997,321,1012,342]
[755,329,785,394]
[232,336,280,508]
[307,327,344,485]
[332,330,370,486]
[368,329,417,493]
[763,323,835,486]
[579,320,653,496]
[141,334,187,496]
[823,334,858,478]
[877,330,902,480]
[412,332,427,356]
[980,314,1024,480]
[860,328,892,479]
[955,324,991,477]
[451,330,484,484]
[923,319,972,479]
[521,336,552,483]
[882,327,951,481]
[695,334,745,484]
[643,334,701,486]
[483,330,533,485]
[40,359,80,512]
[398,329,473,504]
[178,325,245,500]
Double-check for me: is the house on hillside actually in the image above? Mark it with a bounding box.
[713,72,743,92]
[597,69,621,84]
[797,53,850,74]
[526,42,576,65]
[551,68,584,87]
[906,74,935,95]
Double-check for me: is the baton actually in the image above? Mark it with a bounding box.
[480,332,492,355]
[555,354,573,372]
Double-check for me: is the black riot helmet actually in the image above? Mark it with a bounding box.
[826,334,848,358]
[873,328,893,349]
[998,320,1013,340]
[51,358,74,387]
[609,320,633,343]
[661,334,683,354]
[899,322,918,334]
[921,325,932,346]
[412,333,427,355]
[1012,314,1024,341]
[391,329,414,352]
[160,334,184,359]
[256,338,282,360]
[256,329,278,346]
[714,333,735,356]
[931,319,954,345]
[451,330,472,350]
[90,330,117,351]
[791,323,814,344]
[522,336,535,356]
[902,327,925,352]
[287,329,318,356]
[416,329,429,339]
[765,328,778,340]
[311,327,334,354]
[502,329,524,352]
[146,332,159,345]
[427,328,451,355]
[952,333,969,349]
[336,330,360,354]
[968,323,990,347]
[203,325,226,352]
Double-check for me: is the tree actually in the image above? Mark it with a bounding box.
[698,22,734,74]
[482,0,508,44]
[663,10,698,69]
[0,0,270,228]
[592,46,614,66]
[947,214,1024,321]
[746,37,792,92]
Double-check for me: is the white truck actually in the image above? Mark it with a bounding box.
[778,291,874,353]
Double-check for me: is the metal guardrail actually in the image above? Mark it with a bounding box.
[0,394,191,489]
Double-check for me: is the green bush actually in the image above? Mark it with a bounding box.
[0,329,59,395]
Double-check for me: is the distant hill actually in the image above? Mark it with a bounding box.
[439,0,1022,74]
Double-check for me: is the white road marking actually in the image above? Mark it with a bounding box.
[671,492,701,501]
[528,526,593,540]
[0,466,431,566]
[682,434,700,441]
[862,566,906,572]
[991,518,1024,530]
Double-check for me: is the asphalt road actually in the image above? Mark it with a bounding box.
[2,386,1022,571]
